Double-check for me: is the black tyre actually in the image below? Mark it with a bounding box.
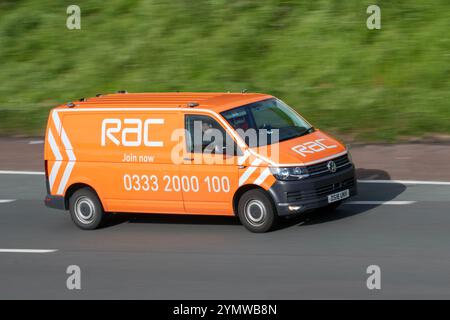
[69,188,105,230]
[237,189,278,233]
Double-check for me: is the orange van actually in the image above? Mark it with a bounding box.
[44,92,356,232]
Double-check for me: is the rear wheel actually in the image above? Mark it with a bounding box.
[69,188,105,230]
[238,189,278,233]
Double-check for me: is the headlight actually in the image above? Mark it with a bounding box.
[346,148,353,163]
[269,166,309,181]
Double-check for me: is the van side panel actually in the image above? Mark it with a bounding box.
[58,110,185,214]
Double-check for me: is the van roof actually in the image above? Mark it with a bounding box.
[56,92,273,113]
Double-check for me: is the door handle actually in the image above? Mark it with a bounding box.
[183,157,194,161]
[238,165,247,169]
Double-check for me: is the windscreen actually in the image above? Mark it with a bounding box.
[221,98,313,147]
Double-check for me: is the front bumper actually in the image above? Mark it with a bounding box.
[268,165,357,216]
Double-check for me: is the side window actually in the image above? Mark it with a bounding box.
[185,115,239,155]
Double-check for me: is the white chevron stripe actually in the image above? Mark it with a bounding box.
[47,129,63,193]
[52,111,62,135]
[49,161,62,191]
[57,161,75,195]
[238,150,250,165]
[239,158,263,186]
[47,129,62,161]
[247,149,276,166]
[253,168,271,186]
[50,110,76,195]
[61,128,76,161]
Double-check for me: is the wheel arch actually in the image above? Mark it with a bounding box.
[64,183,104,211]
[232,184,276,216]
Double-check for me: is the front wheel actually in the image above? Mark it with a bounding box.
[238,189,278,233]
[69,188,105,230]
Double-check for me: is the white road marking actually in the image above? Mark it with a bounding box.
[345,201,416,205]
[0,249,58,253]
[0,170,44,175]
[28,140,44,145]
[358,179,450,186]
[0,200,16,204]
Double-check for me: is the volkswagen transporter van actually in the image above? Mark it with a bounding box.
[44,92,356,232]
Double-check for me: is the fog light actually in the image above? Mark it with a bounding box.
[288,205,302,211]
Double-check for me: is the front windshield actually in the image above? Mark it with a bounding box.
[221,98,313,147]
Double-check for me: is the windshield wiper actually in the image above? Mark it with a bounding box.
[278,127,314,143]
[297,126,315,137]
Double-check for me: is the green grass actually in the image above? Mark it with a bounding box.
[1,0,449,141]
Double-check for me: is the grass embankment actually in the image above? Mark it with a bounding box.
[0,0,449,141]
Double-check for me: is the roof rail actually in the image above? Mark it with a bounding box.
[117,90,127,94]
[79,97,87,102]
[187,102,199,108]
[66,102,75,108]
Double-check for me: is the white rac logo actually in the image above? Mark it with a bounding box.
[291,139,337,157]
[101,118,165,147]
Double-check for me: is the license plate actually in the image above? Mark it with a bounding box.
[328,189,349,203]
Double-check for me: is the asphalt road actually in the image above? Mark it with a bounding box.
[1,173,450,299]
